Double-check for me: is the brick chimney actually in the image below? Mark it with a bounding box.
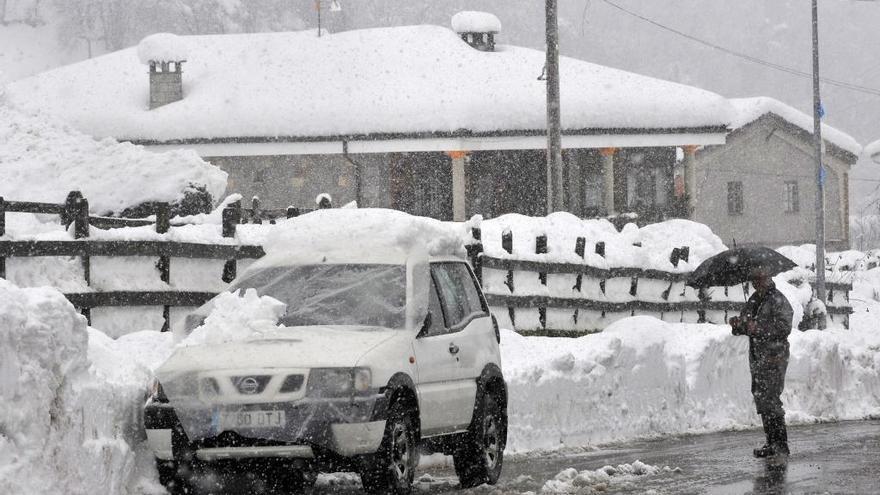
[451,11,501,52]
[137,33,189,109]
[148,61,184,109]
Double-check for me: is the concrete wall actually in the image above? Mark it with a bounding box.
[693,115,851,249]
[205,153,392,210]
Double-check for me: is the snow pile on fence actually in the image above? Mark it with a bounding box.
[0,103,226,215]
[501,308,880,452]
[0,279,173,494]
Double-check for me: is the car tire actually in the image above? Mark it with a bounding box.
[359,401,418,495]
[453,391,506,488]
[156,459,193,495]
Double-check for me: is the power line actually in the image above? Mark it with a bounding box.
[600,0,880,98]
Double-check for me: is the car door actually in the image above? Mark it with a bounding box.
[429,262,496,427]
[411,276,471,436]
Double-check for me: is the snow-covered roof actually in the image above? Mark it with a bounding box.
[6,26,731,143]
[864,139,880,160]
[729,97,861,157]
[0,104,226,215]
[451,11,501,33]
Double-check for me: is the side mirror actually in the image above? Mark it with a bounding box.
[417,312,432,338]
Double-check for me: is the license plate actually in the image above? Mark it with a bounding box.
[218,410,286,429]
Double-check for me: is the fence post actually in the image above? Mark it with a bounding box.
[287,206,300,219]
[573,237,586,325]
[222,200,241,283]
[697,287,708,323]
[596,242,606,294]
[62,190,83,227]
[467,227,483,284]
[501,229,515,328]
[156,202,171,332]
[74,196,91,324]
[0,196,5,279]
[536,234,547,329]
[252,196,262,225]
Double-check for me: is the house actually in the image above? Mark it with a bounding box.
[6,16,731,223]
[692,97,860,250]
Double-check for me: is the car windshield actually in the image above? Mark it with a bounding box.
[228,264,407,329]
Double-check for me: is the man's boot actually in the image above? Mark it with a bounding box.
[770,415,789,456]
[753,415,774,458]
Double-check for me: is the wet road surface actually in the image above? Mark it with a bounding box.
[309,419,880,494]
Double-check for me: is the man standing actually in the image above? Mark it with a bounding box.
[730,269,794,458]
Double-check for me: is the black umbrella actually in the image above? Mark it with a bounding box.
[686,246,797,289]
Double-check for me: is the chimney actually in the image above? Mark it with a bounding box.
[148,61,184,109]
[451,11,501,52]
[137,33,189,109]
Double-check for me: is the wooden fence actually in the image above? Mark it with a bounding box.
[467,230,853,336]
[0,192,302,331]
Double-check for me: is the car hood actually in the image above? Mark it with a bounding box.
[158,326,402,373]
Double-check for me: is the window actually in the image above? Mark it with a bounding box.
[784,181,799,213]
[421,281,448,337]
[431,262,486,329]
[727,181,744,216]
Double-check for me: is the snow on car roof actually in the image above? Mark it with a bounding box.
[729,97,862,157]
[6,25,731,142]
[256,208,477,267]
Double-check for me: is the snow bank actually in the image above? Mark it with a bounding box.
[136,33,189,64]
[729,97,862,156]
[0,279,173,494]
[0,104,226,215]
[501,310,880,452]
[542,461,677,494]
[451,11,502,33]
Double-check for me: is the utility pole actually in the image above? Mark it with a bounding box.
[811,0,827,320]
[545,0,564,213]
[316,0,322,37]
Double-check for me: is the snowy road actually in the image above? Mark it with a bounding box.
[308,419,880,494]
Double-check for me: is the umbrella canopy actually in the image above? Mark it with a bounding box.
[686,246,797,289]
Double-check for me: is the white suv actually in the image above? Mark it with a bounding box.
[144,251,507,494]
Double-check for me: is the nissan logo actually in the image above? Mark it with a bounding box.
[238,377,260,395]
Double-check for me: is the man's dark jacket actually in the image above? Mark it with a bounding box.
[733,282,794,417]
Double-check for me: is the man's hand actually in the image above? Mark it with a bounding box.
[745,319,758,336]
[730,316,743,335]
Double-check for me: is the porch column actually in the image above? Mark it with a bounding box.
[600,147,617,215]
[447,150,469,221]
[683,145,699,211]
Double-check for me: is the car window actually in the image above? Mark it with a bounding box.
[431,262,486,328]
[421,280,448,337]
[228,264,407,329]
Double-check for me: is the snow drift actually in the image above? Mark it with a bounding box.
[0,103,226,215]
[501,314,880,452]
[0,280,173,494]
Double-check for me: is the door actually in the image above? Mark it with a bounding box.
[411,277,472,435]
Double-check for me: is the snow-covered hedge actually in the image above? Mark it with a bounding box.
[0,103,226,216]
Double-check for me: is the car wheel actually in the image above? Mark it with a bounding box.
[453,391,506,488]
[156,459,194,495]
[359,401,418,495]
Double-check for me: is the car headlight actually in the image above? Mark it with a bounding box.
[306,368,372,398]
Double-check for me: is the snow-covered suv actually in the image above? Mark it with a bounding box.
[144,211,507,494]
